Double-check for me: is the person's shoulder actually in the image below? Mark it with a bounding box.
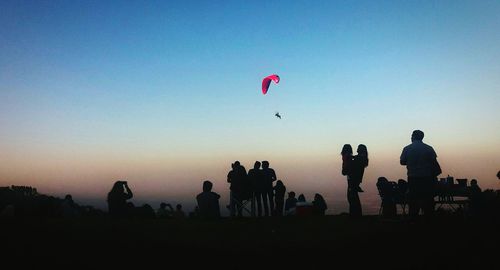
[421,142,436,151]
[423,142,434,148]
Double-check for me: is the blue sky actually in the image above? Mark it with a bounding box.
[1,1,499,212]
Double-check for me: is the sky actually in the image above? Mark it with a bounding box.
[1,0,499,214]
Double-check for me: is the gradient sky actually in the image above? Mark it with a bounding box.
[1,0,499,214]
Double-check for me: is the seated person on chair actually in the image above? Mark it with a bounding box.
[377,177,397,218]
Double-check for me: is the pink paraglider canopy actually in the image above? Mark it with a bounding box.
[262,74,280,95]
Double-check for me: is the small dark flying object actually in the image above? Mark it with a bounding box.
[275,112,281,119]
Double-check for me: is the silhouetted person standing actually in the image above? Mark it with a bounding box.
[342,144,361,217]
[341,144,353,177]
[274,180,286,216]
[400,130,440,221]
[107,181,133,218]
[468,179,482,217]
[227,161,247,217]
[351,144,368,193]
[261,161,277,216]
[253,161,268,217]
[247,161,262,216]
[196,180,221,219]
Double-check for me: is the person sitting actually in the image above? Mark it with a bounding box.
[173,204,186,219]
[377,177,397,218]
[60,194,80,218]
[274,180,286,216]
[196,180,221,219]
[285,192,298,216]
[312,193,328,216]
[156,203,174,218]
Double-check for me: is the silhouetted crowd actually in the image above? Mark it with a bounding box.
[0,186,104,218]
[225,160,328,218]
[1,130,499,222]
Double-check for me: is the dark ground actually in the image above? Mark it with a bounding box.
[1,215,498,269]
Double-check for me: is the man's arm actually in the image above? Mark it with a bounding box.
[400,147,407,165]
[124,183,133,199]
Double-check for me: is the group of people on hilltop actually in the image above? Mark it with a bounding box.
[228,160,280,217]
[340,130,442,220]
[284,192,328,216]
[104,129,496,221]
[107,180,187,219]
[227,160,329,217]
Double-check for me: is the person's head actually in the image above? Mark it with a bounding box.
[176,204,182,210]
[234,161,240,167]
[110,181,125,194]
[411,130,424,142]
[341,144,353,155]
[288,191,296,198]
[497,170,500,180]
[314,193,324,202]
[160,202,167,209]
[64,194,73,201]
[254,161,261,169]
[357,144,368,156]
[202,180,213,192]
[470,179,478,186]
[276,180,284,187]
[298,194,306,202]
[377,177,389,184]
[262,161,269,169]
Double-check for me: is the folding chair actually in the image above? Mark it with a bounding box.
[377,178,407,218]
[395,179,408,217]
[229,190,255,217]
